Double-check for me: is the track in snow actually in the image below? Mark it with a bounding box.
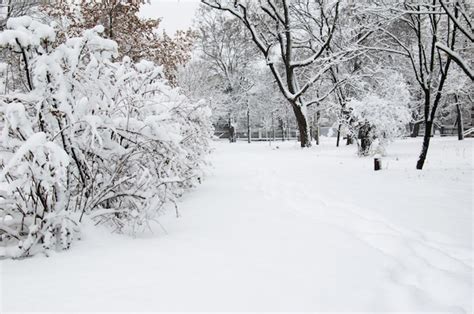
[1,138,472,312]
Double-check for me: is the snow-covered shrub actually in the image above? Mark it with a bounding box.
[0,17,212,258]
[346,71,412,156]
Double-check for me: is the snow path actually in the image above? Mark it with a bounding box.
[1,138,473,312]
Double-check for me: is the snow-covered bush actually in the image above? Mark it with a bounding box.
[346,71,412,156]
[0,17,213,258]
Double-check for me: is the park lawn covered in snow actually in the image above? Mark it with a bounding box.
[1,137,472,312]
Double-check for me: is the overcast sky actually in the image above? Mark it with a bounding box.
[140,0,201,34]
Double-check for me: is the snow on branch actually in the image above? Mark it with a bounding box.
[0,16,213,258]
[436,42,474,80]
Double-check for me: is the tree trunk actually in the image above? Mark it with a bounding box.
[292,103,311,147]
[286,114,290,141]
[411,122,420,137]
[228,117,236,143]
[271,113,275,142]
[346,134,353,145]
[346,118,354,145]
[358,123,372,156]
[416,121,433,170]
[314,111,320,145]
[280,119,285,141]
[336,123,342,147]
[455,97,464,141]
[108,11,114,39]
[247,107,251,144]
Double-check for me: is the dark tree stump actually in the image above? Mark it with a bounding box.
[374,158,381,171]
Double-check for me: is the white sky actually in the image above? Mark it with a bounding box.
[140,0,201,34]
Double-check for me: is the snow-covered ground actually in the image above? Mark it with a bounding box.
[1,137,472,312]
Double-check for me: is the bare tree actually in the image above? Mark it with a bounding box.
[201,0,354,147]
[195,6,258,141]
[437,0,473,80]
[378,0,468,169]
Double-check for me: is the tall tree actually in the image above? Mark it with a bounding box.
[201,0,354,147]
[194,6,258,140]
[377,0,470,169]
